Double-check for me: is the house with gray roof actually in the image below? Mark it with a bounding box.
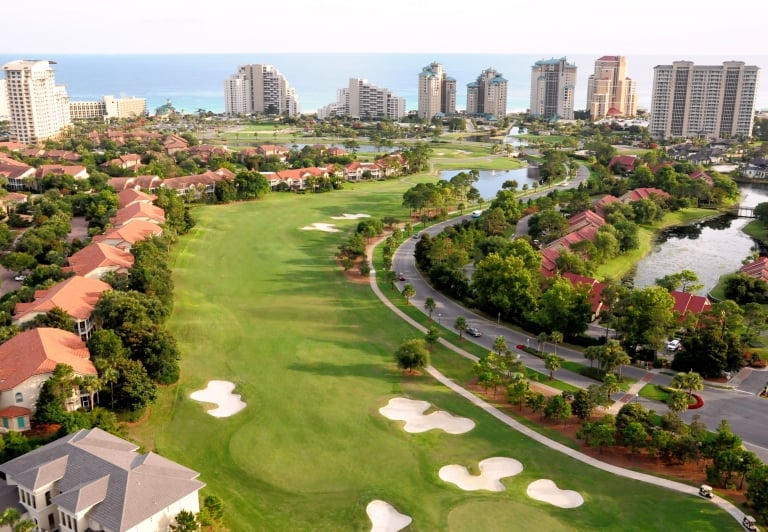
[0,428,204,532]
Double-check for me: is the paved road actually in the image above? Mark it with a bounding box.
[393,179,768,463]
[372,238,752,530]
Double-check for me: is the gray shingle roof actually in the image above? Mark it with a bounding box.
[0,428,204,531]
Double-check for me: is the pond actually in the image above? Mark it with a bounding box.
[503,126,529,147]
[631,186,768,295]
[439,167,540,201]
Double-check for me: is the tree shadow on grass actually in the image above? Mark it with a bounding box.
[288,361,405,381]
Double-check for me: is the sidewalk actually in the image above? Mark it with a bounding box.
[367,244,750,529]
[606,372,656,415]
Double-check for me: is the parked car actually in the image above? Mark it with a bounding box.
[667,339,681,351]
[398,272,406,281]
[13,275,26,282]
[466,326,482,337]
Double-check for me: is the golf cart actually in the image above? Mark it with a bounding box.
[742,515,757,531]
[698,484,713,499]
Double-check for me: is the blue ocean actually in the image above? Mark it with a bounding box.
[2,53,767,115]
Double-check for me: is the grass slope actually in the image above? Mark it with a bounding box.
[128,183,738,531]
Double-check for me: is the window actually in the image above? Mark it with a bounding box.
[45,490,52,505]
[17,417,25,429]
[15,392,22,403]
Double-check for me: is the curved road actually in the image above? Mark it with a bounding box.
[393,168,768,464]
[370,239,751,529]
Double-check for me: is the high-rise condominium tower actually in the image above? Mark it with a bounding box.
[318,78,405,120]
[224,64,300,116]
[650,61,759,139]
[586,56,637,120]
[466,67,508,119]
[529,58,577,121]
[417,62,456,120]
[2,60,71,145]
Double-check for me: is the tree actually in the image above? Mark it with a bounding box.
[506,375,530,410]
[170,510,198,532]
[453,316,467,339]
[424,326,439,350]
[0,508,35,532]
[667,390,690,413]
[622,421,649,453]
[199,494,225,527]
[401,284,415,304]
[0,252,36,275]
[113,358,157,412]
[748,464,768,523]
[549,331,563,355]
[571,389,596,421]
[492,335,508,356]
[671,370,704,396]
[544,394,572,425]
[655,270,703,293]
[424,296,436,318]
[534,277,593,337]
[544,353,563,380]
[394,339,430,374]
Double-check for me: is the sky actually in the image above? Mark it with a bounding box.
[3,0,765,55]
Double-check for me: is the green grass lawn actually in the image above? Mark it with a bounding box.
[127,181,739,530]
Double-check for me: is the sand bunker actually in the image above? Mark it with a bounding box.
[526,479,584,508]
[379,397,475,434]
[301,222,340,232]
[439,457,523,491]
[366,500,412,532]
[331,213,371,220]
[190,380,246,418]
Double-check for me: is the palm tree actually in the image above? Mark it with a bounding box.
[671,370,704,396]
[536,332,548,353]
[454,316,467,339]
[549,331,564,356]
[493,336,508,356]
[401,284,415,304]
[545,353,563,380]
[424,297,436,318]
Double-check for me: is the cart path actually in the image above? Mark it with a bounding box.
[366,241,751,529]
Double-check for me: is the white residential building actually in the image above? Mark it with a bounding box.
[320,78,405,120]
[417,62,456,120]
[0,428,205,532]
[650,61,760,140]
[530,57,577,121]
[69,95,147,121]
[0,79,9,121]
[2,60,72,145]
[224,64,300,116]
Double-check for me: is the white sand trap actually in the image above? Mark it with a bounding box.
[331,213,371,220]
[366,500,412,532]
[526,479,584,508]
[379,397,475,434]
[439,457,523,491]
[301,222,340,232]
[190,380,246,418]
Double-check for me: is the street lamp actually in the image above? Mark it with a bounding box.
[438,313,442,326]
[497,312,501,325]
[634,394,639,403]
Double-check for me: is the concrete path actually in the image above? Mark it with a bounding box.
[367,240,752,529]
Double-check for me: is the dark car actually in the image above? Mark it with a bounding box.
[466,326,482,337]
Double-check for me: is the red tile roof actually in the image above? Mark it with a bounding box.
[740,257,768,283]
[110,202,165,227]
[93,220,163,248]
[0,328,96,391]
[65,243,134,278]
[13,276,111,323]
[620,187,671,203]
[562,272,606,315]
[608,155,638,172]
[117,188,157,209]
[670,290,711,316]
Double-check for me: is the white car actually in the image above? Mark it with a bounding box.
[666,339,681,351]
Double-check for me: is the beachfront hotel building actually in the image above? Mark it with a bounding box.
[586,56,637,120]
[2,59,72,145]
[69,95,147,121]
[529,57,577,121]
[649,61,760,140]
[417,62,456,120]
[466,67,508,119]
[224,64,300,117]
[317,78,406,120]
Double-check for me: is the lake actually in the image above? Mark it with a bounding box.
[632,186,768,294]
[439,167,540,201]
